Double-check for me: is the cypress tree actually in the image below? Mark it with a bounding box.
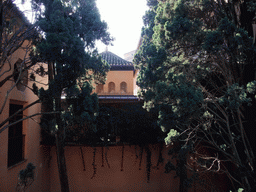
[32,0,112,191]
[134,0,256,191]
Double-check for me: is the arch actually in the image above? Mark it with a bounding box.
[13,58,28,91]
[120,81,127,93]
[108,82,115,93]
[96,84,104,93]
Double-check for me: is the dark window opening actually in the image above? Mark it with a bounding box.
[8,103,25,167]
[13,59,23,83]
[13,59,28,91]
[108,82,115,93]
[96,84,104,93]
[120,82,127,93]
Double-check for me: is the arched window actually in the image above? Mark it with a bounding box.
[108,82,115,93]
[13,59,28,91]
[96,84,104,93]
[120,82,127,93]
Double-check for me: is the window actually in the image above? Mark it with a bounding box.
[96,84,104,93]
[8,103,25,167]
[120,82,127,93]
[13,59,28,91]
[108,82,115,93]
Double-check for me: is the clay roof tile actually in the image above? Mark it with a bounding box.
[100,51,134,71]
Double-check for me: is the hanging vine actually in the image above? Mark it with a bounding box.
[121,145,124,171]
[139,146,143,170]
[80,147,86,171]
[105,146,110,168]
[135,145,139,162]
[156,142,164,170]
[145,145,152,183]
[47,147,52,168]
[91,148,97,179]
[101,146,104,167]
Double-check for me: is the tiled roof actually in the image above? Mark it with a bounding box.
[100,51,134,70]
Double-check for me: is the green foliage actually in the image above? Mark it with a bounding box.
[203,30,223,52]
[164,129,179,145]
[135,0,256,191]
[34,0,112,82]
[146,0,158,8]
[32,1,113,191]
[36,0,112,145]
[56,103,165,146]
[246,1,256,12]
[218,84,252,110]
[135,0,256,148]
[65,82,99,131]
[246,80,256,95]
[141,0,159,38]
[230,188,244,192]
[98,104,165,145]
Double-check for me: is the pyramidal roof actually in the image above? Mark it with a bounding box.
[100,50,134,71]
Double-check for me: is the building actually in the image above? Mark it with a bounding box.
[38,49,181,192]
[96,49,139,103]
[0,3,229,192]
[124,50,136,62]
[0,1,49,191]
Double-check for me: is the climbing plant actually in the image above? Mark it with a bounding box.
[16,163,36,192]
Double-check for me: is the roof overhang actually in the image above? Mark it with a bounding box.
[98,95,141,103]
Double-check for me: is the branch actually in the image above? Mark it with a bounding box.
[0,81,16,114]
[0,57,12,79]
[0,111,60,134]
[237,109,254,168]
[0,99,40,129]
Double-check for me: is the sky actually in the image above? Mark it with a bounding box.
[15,0,148,59]
[95,0,148,58]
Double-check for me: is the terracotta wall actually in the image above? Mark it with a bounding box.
[46,143,229,192]
[0,39,49,192]
[96,70,135,95]
[48,144,178,192]
[0,83,49,192]
[133,70,139,95]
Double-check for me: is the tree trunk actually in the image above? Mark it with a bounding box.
[0,0,3,55]
[48,61,70,192]
[55,131,70,192]
[55,93,70,192]
[178,156,188,192]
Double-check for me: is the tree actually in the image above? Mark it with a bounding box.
[31,0,112,191]
[134,0,256,191]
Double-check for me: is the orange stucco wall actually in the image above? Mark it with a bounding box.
[133,70,139,96]
[48,144,179,192]
[95,70,136,95]
[45,144,228,192]
[0,38,49,192]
